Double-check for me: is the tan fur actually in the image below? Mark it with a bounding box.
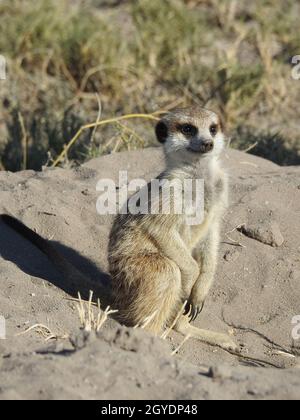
[108,106,238,352]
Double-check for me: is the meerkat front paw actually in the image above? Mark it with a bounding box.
[184,285,209,322]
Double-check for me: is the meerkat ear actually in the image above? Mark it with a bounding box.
[155,121,168,144]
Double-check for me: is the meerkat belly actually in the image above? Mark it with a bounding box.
[182,205,218,250]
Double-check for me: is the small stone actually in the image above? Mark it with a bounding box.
[247,388,260,396]
[239,221,284,247]
[289,270,300,281]
[208,365,232,380]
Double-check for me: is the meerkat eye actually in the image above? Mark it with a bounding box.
[209,124,218,137]
[180,124,197,137]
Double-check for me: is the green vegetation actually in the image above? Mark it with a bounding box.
[0,0,299,171]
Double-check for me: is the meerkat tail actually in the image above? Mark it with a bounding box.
[1,214,110,302]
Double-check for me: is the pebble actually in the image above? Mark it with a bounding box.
[239,221,284,247]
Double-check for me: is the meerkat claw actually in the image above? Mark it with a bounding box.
[192,302,204,322]
[184,301,204,322]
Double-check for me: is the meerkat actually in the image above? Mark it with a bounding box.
[0,106,238,352]
[109,106,238,352]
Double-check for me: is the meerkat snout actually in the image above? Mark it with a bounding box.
[156,106,225,158]
[189,136,214,154]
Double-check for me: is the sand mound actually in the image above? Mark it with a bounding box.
[0,148,299,400]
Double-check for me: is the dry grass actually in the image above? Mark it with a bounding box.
[16,323,68,341]
[76,291,118,333]
[0,0,299,171]
[51,113,159,167]
[161,301,188,339]
[171,334,191,356]
[74,292,192,357]
[225,224,247,248]
[16,291,118,341]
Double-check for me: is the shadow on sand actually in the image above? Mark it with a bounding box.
[0,220,112,307]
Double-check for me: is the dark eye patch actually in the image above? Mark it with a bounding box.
[179,124,198,137]
[156,121,169,143]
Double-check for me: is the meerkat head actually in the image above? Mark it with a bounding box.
[155,106,225,162]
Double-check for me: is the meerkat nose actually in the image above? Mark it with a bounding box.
[203,141,214,152]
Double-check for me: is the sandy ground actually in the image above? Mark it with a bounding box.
[0,147,300,400]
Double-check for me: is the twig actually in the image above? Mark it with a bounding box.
[140,310,159,330]
[112,137,122,153]
[51,113,159,167]
[240,161,259,168]
[161,301,188,339]
[172,334,191,356]
[243,142,258,153]
[16,324,67,341]
[133,310,159,330]
[64,296,98,307]
[97,305,119,331]
[225,224,246,248]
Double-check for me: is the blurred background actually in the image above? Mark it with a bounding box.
[0,0,299,171]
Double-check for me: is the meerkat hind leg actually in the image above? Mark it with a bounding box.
[118,255,182,335]
[174,316,239,353]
